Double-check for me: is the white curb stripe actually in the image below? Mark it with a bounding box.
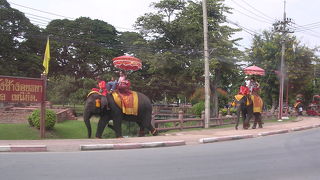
[80,141,186,151]
[80,144,114,151]
[0,146,11,152]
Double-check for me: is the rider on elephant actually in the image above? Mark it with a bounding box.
[91,76,108,109]
[248,76,260,94]
[106,70,130,94]
[92,76,107,96]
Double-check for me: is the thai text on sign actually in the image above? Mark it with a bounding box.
[0,76,44,103]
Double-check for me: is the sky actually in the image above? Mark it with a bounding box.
[7,0,320,51]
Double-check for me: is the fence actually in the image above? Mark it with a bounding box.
[153,111,279,132]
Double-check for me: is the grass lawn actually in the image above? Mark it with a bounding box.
[0,119,115,140]
[0,116,297,140]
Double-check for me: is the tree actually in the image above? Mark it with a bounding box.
[135,0,241,114]
[45,17,122,79]
[245,30,317,109]
[0,0,43,77]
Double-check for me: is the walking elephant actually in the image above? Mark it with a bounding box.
[234,94,263,130]
[83,91,158,138]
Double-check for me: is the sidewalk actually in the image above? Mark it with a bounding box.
[0,116,319,152]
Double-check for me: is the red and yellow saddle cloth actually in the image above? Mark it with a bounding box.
[234,94,251,106]
[234,94,263,113]
[112,91,139,115]
[251,95,263,113]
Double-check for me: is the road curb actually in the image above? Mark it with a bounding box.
[291,125,314,131]
[0,145,47,152]
[199,134,254,144]
[80,140,186,151]
[313,124,320,128]
[258,129,290,136]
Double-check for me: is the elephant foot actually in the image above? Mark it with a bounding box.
[252,123,257,129]
[259,124,263,128]
[138,130,145,137]
[151,129,158,136]
[243,124,250,129]
[235,126,238,130]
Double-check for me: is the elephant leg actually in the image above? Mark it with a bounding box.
[113,116,123,138]
[245,108,253,129]
[242,111,248,129]
[141,114,158,136]
[235,117,239,130]
[83,111,93,138]
[95,114,109,138]
[252,113,257,129]
[257,113,263,128]
[136,121,145,137]
[235,108,240,130]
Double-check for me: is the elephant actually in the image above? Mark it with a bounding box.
[234,94,263,130]
[83,91,158,138]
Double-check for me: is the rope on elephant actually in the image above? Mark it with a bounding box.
[87,91,102,97]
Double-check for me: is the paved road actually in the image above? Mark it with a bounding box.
[1,128,319,180]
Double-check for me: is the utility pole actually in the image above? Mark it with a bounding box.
[273,0,293,120]
[202,0,210,128]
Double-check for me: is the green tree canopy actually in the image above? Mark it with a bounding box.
[245,30,318,108]
[0,0,43,77]
[45,17,122,79]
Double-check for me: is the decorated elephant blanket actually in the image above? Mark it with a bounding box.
[112,91,139,115]
[234,94,263,113]
[234,94,251,106]
[251,95,263,113]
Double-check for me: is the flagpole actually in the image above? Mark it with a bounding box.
[40,36,50,138]
[40,73,47,138]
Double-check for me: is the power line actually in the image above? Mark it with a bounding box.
[226,19,258,36]
[290,23,320,39]
[24,12,55,22]
[230,0,274,24]
[8,1,74,19]
[8,1,138,32]
[239,0,275,21]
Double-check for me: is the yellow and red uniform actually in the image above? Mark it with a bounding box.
[92,80,107,96]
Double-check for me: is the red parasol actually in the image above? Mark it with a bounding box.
[244,65,265,76]
[112,56,142,71]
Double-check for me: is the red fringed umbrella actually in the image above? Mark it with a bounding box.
[244,65,265,76]
[112,56,142,71]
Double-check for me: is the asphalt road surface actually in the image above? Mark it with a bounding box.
[1,128,320,180]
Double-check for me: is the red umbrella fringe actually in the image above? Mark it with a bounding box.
[244,65,265,76]
[112,56,142,71]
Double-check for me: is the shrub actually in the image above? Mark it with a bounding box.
[27,115,34,127]
[28,109,57,130]
[191,101,205,116]
[220,108,228,116]
[230,107,237,115]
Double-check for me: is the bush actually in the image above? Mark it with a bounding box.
[28,109,57,130]
[220,108,228,116]
[191,101,205,116]
[230,107,237,115]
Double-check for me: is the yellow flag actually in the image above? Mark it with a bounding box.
[42,37,50,75]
